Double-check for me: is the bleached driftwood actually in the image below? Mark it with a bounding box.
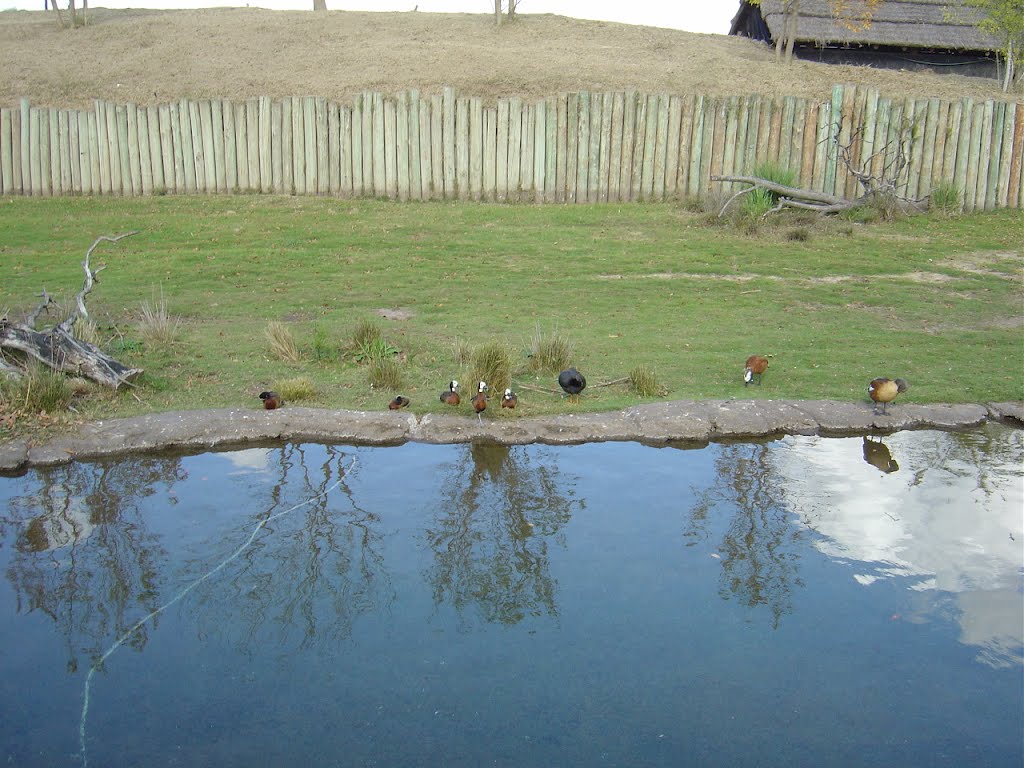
[0,232,143,389]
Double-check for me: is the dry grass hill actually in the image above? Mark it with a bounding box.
[0,6,1013,111]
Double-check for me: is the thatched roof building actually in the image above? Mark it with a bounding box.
[729,0,1000,76]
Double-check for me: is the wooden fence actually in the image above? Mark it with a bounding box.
[1,85,1022,210]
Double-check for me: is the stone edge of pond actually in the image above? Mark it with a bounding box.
[1,399,1022,474]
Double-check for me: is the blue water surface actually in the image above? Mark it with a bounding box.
[1,426,1021,767]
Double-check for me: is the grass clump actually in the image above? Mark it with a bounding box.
[740,162,796,219]
[368,358,404,391]
[929,182,962,214]
[310,323,335,362]
[0,363,74,415]
[273,376,317,403]
[629,365,665,398]
[527,325,574,373]
[451,337,473,367]
[348,318,400,364]
[470,341,514,393]
[73,317,101,346]
[265,321,300,363]
[138,290,181,349]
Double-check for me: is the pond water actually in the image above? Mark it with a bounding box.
[1,425,1021,767]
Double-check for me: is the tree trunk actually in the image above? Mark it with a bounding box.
[494,0,502,25]
[313,0,327,9]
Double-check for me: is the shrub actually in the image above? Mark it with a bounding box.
[629,364,665,397]
[470,341,513,394]
[929,182,962,214]
[527,324,574,374]
[274,376,317,403]
[368,358,403,391]
[139,290,181,349]
[0,363,74,415]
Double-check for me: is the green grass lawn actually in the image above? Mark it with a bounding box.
[1,195,1022,434]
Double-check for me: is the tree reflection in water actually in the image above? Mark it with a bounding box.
[3,456,186,673]
[685,441,804,629]
[426,443,580,626]
[195,444,391,653]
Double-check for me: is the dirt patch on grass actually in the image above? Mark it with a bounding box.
[0,7,1014,111]
[376,307,415,321]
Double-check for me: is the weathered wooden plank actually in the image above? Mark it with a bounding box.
[628,92,646,201]
[652,94,669,200]
[676,94,695,196]
[184,101,204,192]
[291,96,306,195]
[328,100,341,195]
[640,94,659,199]
[543,95,558,203]
[941,100,962,190]
[170,102,189,192]
[557,92,573,202]
[574,91,589,203]
[350,97,363,196]
[918,98,940,199]
[778,95,796,172]
[483,106,497,201]
[664,95,682,199]
[442,87,456,199]
[699,97,717,198]
[534,98,548,202]
[271,99,284,193]
[608,92,625,201]
[45,108,58,195]
[721,96,739,195]
[962,102,982,211]
[259,97,272,194]
[469,97,483,200]
[156,106,173,193]
[905,99,926,200]
[383,96,398,199]
[687,95,705,198]
[314,97,329,195]
[709,100,727,197]
[790,98,807,184]
[975,100,994,210]
[407,91,422,200]
[730,95,750,181]
[857,90,879,187]
[84,111,98,195]
[221,101,238,191]
[59,110,73,194]
[588,92,603,203]
[842,86,864,199]
[565,92,579,203]
[340,104,353,197]
[396,92,410,201]
[207,100,225,193]
[509,97,524,201]
[985,100,1005,209]
[304,97,319,195]
[1007,103,1024,209]
[234,102,250,191]
[739,95,759,181]
[798,100,818,190]
[115,103,132,195]
[372,93,386,197]
[812,96,831,194]
[822,86,843,196]
[146,106,163,192]
[280,98,293,194]
[929,99,949,193]
[360,93,374,195]
[20,100,32,194]
[521,103,535,198]
[420,96,436,198]
[196,101,216,193]
[28,107,42,195]
[0,109,10,194]
[136,105,153,195]
[10,106,23,193]
[75,110,90,194]
[597,93,613,202]
[996,102,1016,208]
[497,98,511,201]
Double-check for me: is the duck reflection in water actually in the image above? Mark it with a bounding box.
[862,436,899,474]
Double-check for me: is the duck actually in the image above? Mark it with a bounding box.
[862,436,899,473]
[388,395,411,410]
[743,355,769,386]
[258,391,283,410]
[440,380,461,406]
[558,368,586,401]
[472,381,488,421]
[501,388,518,409]
[868,377,908,415]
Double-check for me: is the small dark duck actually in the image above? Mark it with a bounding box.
[259,391,283,410]
[472,381,488,421]
[501,388,518,409]
[440,380,461,406]
[743,355,769,386]
[868,377,908,415]
[389,395,411,410]
[558,368,586,401]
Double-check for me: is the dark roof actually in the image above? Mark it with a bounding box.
[730,0,999,52]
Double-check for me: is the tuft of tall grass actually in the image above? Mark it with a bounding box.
[350,318,383,350]
[138,290,181,349]
[527,325,574,373]
[310,323,334,362]
[0,363,74,414]
[470,341,513,393]
[72,317,100,346]
[451,337,473,367]
[273,376,317,403]
[629,364,665,397]
[265,321,300,363]
[740,161,796,219]
[368,358,404,391]
[929,181,962,214]
[348,318,399,364]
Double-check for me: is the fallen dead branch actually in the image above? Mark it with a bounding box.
[1,232,143,389]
